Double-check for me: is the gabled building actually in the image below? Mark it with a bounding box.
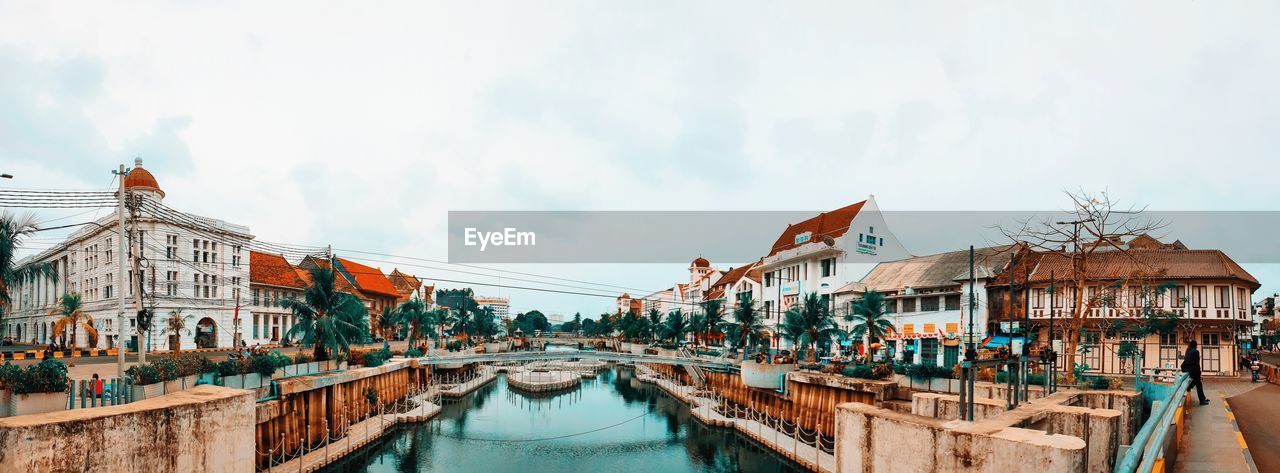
[856,246,1010,366]
[758,196,911,349]
[248,250,307,344]
[388,269,431,306]
[705,259,763,313]
[987,237,1260,376]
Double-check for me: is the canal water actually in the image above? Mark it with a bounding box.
[323,364,808,473]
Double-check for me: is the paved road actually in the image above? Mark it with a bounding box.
[1228,382,1280,473]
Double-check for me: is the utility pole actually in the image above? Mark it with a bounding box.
[114,164,128,381]
[967,245,975,355]
[130,193,146,365]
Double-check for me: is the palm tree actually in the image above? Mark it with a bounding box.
[49,293,97,349]
[470,306,500,341]
[618,310,641,342]
[572,312,583,336]
[730,294,767,360]
[2,212,57,331]
[646,309,663,343]
[688,312,706,346]
[846,290,893,360]
[701,299,727,347]
[780,292,840,362]
[661,309,690,345]
[280,267,370,361]
[397,298,435,350]
[377,306,401,341]
[165,310,192,351]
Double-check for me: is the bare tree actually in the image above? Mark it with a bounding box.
[999,190,1167,383]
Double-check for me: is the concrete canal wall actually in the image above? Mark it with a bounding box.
[0,385,255,472]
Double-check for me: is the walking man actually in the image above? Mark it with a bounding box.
[1182,340,1209,405]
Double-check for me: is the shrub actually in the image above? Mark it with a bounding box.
[0,362,23,389]
[13,359,70,394]
[349,349,368,366]
[405,348,424,358]
[152,357,179,382]
[445,341,464,352]
[892,363,909,375]
[842,364,892,380]
[363,348,392,368]
[905,363,952,380]
[798,362,824,372]
[695,349,721,357]
[364,386,378,406]
[215,359,245,377]
[126,364,163,385]
[293,352,314,364]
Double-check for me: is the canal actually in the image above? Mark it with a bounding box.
[323,364,809,473]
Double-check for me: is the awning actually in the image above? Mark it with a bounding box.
[984,335,1012,348]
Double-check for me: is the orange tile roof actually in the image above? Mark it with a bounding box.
[336,257,400,297]
[249,251,306,289]
[767,201,866,257]
[711,260,762,289]
[300,257,368,300]
[1015,248,1259,288]
[388,269,422,297]
[705,288,725,300]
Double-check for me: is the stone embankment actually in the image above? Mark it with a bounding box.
[506,368,581,393]
[635,364,836,473]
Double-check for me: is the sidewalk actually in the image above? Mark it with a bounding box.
[1174,378,1261,473]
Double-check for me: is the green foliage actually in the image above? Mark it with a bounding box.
[780,293,840,362]
[216,360,242,377]
[280,266,372,361]
[842,363,892,380]
[995,371,1047,385]
[361,347,393,367]
[405,348,424,358]
[293,352,314,364]
[847,290,894,346]
[10,359,70,394]
[444,340,464,352]
[364,386,379,406]
[905,363,953,380]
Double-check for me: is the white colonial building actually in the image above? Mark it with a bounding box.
[758,196,911,349]
[7,159,252,351]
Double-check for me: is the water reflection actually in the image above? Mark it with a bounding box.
[324,366,807,473]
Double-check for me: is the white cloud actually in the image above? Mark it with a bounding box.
[3,1,1279,315]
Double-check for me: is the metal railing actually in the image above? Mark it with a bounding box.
[1114,372,1190,473]
[68,377,135,409]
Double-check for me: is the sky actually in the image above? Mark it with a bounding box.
[3,1,1279,319]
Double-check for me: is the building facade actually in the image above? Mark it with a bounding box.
[987,238,1260,377]
[758,196,911,349]
[8,159,252,350]
[856,246,1008,366]
[474,296,510,321]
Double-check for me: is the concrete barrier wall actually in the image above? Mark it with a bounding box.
[836,402,1086,473]
[0,385,255,472]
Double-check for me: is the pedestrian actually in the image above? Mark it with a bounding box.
[90,373,104,398]
[1182,340,1209,405]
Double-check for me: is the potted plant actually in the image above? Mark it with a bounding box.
[127,364,165,400]
[216,360,245,389]
[9,359,70,416]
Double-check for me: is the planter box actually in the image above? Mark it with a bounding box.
[131,381,166,401]
[338,361,348,371]
[182,375,198,390]
[308,361,320,373]
[740,361,796,390]
[283,364,298,377]
[484,342,502,353]
[658,349,678,358]
[222,375,245,389]
[630,345,648,355]
[9,391,66,417]
[620,342,633,353]
[163,379,181,394]
[0,389,11,417]
[244,373,263,389]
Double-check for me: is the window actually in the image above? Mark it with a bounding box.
[193,249,200,263]
[1192,286,1207,308]
[902,298,916,313]
[253,314,259,338]
[884,299,897,313]
[945,294,961,311]
[166,271,177,296]
[921,296,939,312]
[763,300,774,319]
[1202,333,1220,346]
[764,272,773,287]
[921,339,938,366]
[1033,288,1045,308]
[1159,332,1178,346]
[1171,286,1186,308]
[1215,286,1230,308]
[820,258,836,277]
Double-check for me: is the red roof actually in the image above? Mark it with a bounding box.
[249,251,306,289]
[711,260,762,289]
[124,159,164,197]
[336,257,400,297]
[1008,248,1259,288]
[767,201,865,257]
